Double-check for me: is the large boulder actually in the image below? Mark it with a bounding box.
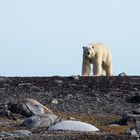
[8,98,52,117]
[22,113,60,128]
[48,120,99,132]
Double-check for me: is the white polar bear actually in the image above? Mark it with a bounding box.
[82,43,113,76]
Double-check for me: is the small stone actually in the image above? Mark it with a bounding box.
[0,77,5,81]
[0,132,5,138]
[12,130,32,136]
[109,124,120,127]
[65,94,73,100]
[129,128,139,137]
[119,72,127,76]
[68,117,76,120]
[133,108,140,114]
[55,80,63,83]
[111,114,130,125]
[0,104,10,118]
[69,75,80,80]
[51,99,59,104]
[18,83,32,86]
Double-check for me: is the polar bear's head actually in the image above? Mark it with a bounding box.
[83,43,95,59]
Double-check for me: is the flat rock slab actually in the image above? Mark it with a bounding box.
[25,98,53,115]
[48,120,99,132]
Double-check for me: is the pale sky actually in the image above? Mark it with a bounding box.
[0,0,140,76]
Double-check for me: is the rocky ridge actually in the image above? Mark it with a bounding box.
[0,76,140,139]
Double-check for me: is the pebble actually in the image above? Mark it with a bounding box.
[51,99,59,104]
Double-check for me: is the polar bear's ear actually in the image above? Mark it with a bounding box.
[83,46,86,49]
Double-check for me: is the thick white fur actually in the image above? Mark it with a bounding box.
[82,43,113,76]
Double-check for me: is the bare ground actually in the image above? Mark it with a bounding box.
[0,76,140,139]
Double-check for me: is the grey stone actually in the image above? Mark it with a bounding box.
[69,75,80,80]
[129,129,140,138]
[51,99,59,104]
[54,80,63,86]
[18,83,32,86]
[25,99,45,115]
[0,131,14,138]
[25,98,53,114]
[12,130,32,136]
[22,113,60,128]
[0,76,6,81]
[119,72,127,76]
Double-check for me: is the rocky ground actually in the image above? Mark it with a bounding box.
[0,76,140,139]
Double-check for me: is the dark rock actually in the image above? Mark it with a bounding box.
[0,104,8,110]
[112,113,140,136]
[111,114,137,125]
[127,95,140,103]
[115,114,131,125]
[119,72,127,76]
[8,102,32,117]
[133,108,140,114]
[0,104,11,118]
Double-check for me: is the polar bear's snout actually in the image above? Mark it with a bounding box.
[87,51,90,56]
[83,46,93,58]
[86,49,93,58]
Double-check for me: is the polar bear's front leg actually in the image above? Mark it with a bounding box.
[82,59,91,76]
[106,64,113,76]
[93,62,102,76]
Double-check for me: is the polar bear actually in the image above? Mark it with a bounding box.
[82,43,113,76]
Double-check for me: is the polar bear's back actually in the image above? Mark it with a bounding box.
[92,43,112,64]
